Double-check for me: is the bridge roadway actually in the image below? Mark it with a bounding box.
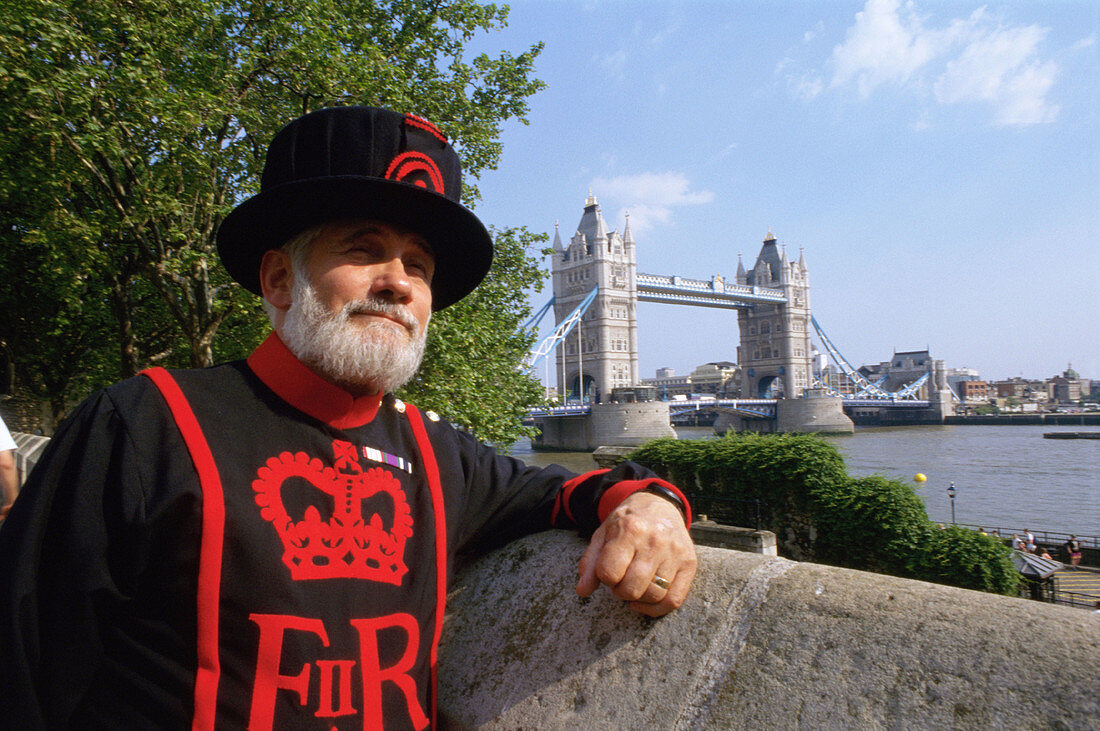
[527,397,932,422]
[635,272,786,309]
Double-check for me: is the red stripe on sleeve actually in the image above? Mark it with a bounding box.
[555,469,611,524]
[141,368,225,731]
[596,478,692,527]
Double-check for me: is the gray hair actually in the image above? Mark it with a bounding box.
[261,224,325,325]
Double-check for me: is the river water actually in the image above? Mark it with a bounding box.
[510,424,1099,537]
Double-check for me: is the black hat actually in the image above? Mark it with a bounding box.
[217,106,493,310]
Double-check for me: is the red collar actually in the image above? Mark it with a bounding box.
[247,333,382,429]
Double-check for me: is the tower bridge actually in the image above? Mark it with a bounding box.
[526,194,951,449]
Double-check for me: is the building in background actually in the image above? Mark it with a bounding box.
[641,361,740,400]
[1050,365,1083,404]
[956,380,990,402]
[550,194,638,403]
[735,233,813,399]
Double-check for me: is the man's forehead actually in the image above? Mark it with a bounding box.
[322,219,434,258]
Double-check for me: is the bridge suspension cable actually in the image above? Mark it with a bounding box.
[522,295,555,332]
[525,288,598,368]
[810,315,928,400]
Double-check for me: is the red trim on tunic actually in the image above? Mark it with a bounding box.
[553,469,610,524]
[247,333,382,429]
[596,478,692,527]
[141,368,225,731]
[404,405,447,731]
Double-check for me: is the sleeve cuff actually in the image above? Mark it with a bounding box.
[596,478,691,527]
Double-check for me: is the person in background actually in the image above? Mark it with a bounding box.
[1064,535,1083,569]
[0,414,17,520]
[1024,529,1037,553]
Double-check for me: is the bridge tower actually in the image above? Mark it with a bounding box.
[736,232,813,399]
[551,193,638,403]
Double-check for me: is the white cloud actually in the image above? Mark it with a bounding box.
[1071,36,1095,51]
[589,172,714,235]
[829,0,967,96]
[598,49,629,80]
[821,0,1059,126]
[804,21,825,44]
[789,72,825,101]
[934,24,1059,125]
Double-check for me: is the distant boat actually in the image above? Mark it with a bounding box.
[1043,432,1100,439]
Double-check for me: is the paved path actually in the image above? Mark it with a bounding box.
[1053,567,1100,610]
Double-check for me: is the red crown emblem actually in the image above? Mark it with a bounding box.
[252,441,413,583]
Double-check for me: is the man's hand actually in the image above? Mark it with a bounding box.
[576,491,697,617]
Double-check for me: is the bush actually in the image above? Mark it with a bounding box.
[631,433,848,559]
[811,475,929,576]
[909,525,1021,595]
[629,434,1019,595]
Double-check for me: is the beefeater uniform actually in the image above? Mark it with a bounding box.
[0,333,688,729]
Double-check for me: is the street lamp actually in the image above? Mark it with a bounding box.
[947,481,957,525]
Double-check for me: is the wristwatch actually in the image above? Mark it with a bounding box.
[642,483,688,523]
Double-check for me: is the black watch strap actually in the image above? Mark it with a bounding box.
[642,483,688,523]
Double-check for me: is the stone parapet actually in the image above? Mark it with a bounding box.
[690,520,777,555]
[438,531,1099,729]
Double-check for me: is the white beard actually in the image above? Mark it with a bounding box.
[280,277,428,395]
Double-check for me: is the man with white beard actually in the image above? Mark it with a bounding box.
[273,222,431,397]
[0,106,695,730]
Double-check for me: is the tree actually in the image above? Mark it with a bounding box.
[0,0,545,428]
[399,227,548,449]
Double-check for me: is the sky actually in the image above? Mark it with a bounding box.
[465,0,1099,384]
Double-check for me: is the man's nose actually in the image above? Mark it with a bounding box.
[369,257,414,302]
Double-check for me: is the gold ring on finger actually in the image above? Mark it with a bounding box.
[651,575,672,590]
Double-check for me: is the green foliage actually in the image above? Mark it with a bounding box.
[909,525,1021,595]
[0,0,545,428]
[630,433,848,555]
[399,226,548,450]
[629,435,1020,596]
[811,475,931,576]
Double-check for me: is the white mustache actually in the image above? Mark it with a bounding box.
[342,297,420,333]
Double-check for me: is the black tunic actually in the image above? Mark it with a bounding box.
[0,333,683,730]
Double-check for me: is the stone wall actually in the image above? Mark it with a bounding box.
[437,531,1099,729]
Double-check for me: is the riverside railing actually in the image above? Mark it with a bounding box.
[956,523,1098,551]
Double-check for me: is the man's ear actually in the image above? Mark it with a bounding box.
[260,250,295,311]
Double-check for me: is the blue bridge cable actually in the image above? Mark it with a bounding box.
[525,288,599,369]
[521,295,555,332]
[810,315,927,400]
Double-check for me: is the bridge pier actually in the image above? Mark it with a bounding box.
[531,401,676,451]
[775,389,854,434]
[713,412,775,435]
